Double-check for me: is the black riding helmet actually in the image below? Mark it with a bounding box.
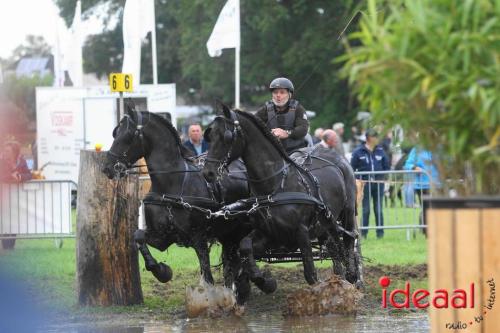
[269,77,294,94]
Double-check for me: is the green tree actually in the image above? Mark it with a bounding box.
[2,35,52,70]
[0,35,54,131]
[340,0,500,195]
[1,74,53,120]
[55,0,361,129]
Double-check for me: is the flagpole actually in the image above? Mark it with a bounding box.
[235,0,240,108]
[235,46,240,109]
[151,0,158,84]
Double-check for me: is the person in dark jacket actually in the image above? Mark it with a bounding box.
[183,124,209,156]
[0,141,32,183]
[255,77,309,154]
[350,129,390,238]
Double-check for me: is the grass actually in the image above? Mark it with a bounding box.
[0,204,428,317]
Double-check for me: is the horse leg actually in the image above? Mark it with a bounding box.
[239,230,277,294]
[222,241,251,304]
[297,224,318,285]
[323,221,346,278]
[222,242,236,288]
[134,229,173,283]
[342,208,361,285]
[193,236,214,284]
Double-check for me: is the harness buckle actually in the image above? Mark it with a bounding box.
[248,201,259,214]
[180,199,192,210]
[166,205,174,220]
[265,206,272,220]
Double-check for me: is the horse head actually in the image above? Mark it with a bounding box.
[202,101,245,182]
[102,104,148,179]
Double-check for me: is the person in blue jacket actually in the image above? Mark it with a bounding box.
[1,141,32,183]
[350,129,390,239]
[183,124,209,156]
[403,147,439,206]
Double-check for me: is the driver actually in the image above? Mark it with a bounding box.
[255,77,309,154]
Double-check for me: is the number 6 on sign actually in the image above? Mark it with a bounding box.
[109,73,133,92]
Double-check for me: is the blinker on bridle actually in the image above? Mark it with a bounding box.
[108,111,147,176]
[205,110,242,180]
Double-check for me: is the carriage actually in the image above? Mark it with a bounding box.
[103,101,363,304]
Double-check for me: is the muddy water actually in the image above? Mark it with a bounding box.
[43,313,429,332]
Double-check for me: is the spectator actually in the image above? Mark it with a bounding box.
[0,141,32,183]
[312,128,324,144]
[332,122,345,156]
[183,124,209,156]
[403,147,440,206]
[381,131,393,167]
[319,129,338,150]
[350,129,390,239]
[394,146,416,208]
[348,126,362,151]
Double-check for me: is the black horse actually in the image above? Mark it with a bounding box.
[102,106,252,301]
[202,104,362,294]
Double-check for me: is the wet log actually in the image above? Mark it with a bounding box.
[76,150,143,306]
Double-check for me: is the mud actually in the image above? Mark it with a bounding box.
[48,264,428,328]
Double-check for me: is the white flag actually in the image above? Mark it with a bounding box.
[53,1,82,86]
[53,17,65,87]
[122,0,155,83]
[65,0,83,86]
[206,0,240,57]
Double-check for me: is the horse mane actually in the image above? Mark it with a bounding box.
[234,110,294,164]
[135,111,195,159]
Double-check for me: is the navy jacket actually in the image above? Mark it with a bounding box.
[350,144,390,180]
[183,139,209,156]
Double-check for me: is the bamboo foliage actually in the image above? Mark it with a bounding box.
[340,0,500,195]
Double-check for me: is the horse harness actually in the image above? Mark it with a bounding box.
[107,110,224,222]
[206,111,357,239]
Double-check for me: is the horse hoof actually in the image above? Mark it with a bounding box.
[151,262,173,283]
[355,280,365,290]
[260,278,277,294]
[236,285,251,305]
[134,229,146,244]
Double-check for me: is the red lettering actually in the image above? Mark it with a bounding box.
[433,289,449,308]
[382,289,387,308]
[470,283,475,308]
[390,282,410,308]
[412,289,430,308]
[451,289,467,308]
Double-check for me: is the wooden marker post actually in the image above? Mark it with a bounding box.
[76,72,141,306]
[76,150,143,306]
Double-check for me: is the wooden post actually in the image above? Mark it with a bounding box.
[76,150,143,306]
[425,197,500,333]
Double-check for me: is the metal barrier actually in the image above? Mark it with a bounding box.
[354,170,433,240]
[0,180,76,240]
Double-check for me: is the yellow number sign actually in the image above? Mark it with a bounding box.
[109,73,133,92]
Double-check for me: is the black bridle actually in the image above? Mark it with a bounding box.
[107,112,148,177]
[204,110,243,180]
[204,110,290,196]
